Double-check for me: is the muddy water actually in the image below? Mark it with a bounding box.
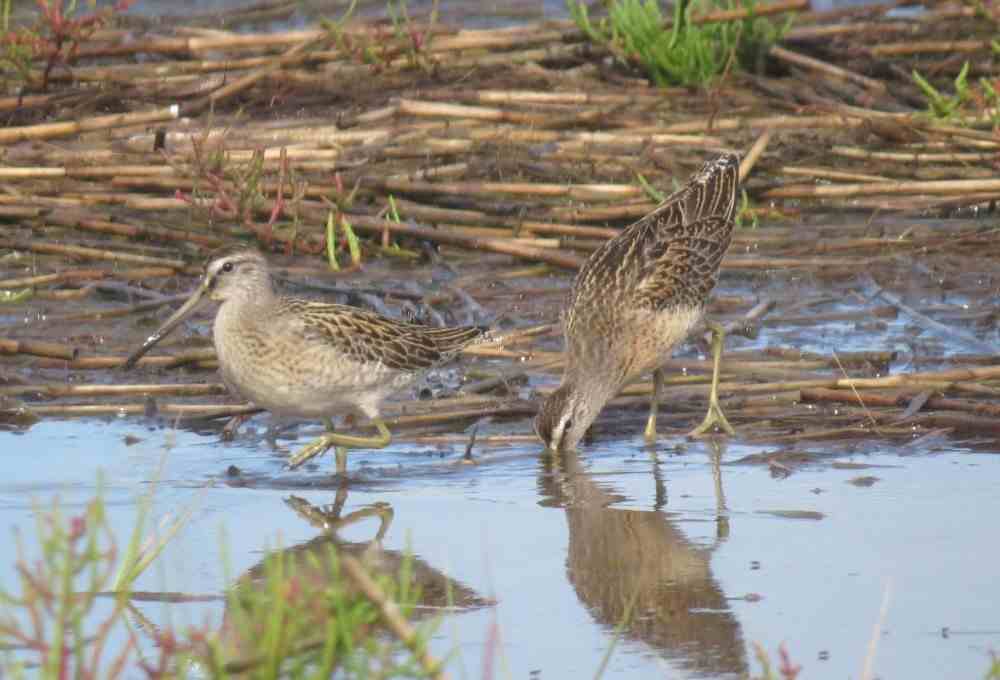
[3,412,999,677]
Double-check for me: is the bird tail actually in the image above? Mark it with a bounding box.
[677,152,741,225]
[650,152,741,232]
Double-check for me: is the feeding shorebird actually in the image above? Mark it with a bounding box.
[535,153,741,452]
[123,247,490,473]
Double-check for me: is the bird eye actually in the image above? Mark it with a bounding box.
[221,261,234,273]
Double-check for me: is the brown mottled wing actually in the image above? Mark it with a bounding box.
[632,154,739,311]
[285,300,486,372]
[633,215,734,310]
[568,153,740,321]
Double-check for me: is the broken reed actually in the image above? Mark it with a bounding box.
[2,0,1000,447]
[5,322,1000,442]
[4,0,999,231]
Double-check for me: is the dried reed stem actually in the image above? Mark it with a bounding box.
[0,106,179,143]
[339,555,450,680]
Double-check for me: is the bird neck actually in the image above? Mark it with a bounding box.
[229,274,278,309]
[214,282,277,340]
[560,371,620,431]
[564,361,623,406]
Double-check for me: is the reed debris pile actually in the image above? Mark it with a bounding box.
[1,0,999,447]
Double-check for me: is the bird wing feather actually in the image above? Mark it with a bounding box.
[632,216,733,311]
[287,300,484,372]
[567,154,740,322]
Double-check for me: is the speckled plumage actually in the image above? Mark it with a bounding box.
[536,153,741,451]
[213,284,486,421]
[124,247,488,469]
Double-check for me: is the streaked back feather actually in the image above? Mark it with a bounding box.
[567,153,740,327]
[287,300,489,372]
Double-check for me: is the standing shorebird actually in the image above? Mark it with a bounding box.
[123,248,490,473]
[535,153,741,452]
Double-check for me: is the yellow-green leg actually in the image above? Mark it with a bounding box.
[285,493,395,540]
[287,417,392,473]
[688,321,736,438]
[643,368,664,443]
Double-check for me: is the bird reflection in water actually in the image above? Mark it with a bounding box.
[219,483,489,667]
[539,441,747,677]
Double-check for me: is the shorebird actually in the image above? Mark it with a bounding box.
[123,247,490,473]
[535,153,741,452]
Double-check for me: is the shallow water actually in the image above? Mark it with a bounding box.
[3,413,999,678]
[3,216,1000,676]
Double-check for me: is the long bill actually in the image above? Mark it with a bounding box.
[121,280,209,371]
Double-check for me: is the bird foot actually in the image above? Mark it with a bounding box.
[643,415,658,444]
[286,435,335,470]
[687,400,735,438]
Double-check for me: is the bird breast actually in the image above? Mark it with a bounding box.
[567,304,704,386]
